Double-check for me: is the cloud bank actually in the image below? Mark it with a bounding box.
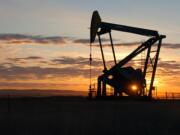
[0,33,180,49]
[0,34,68,45]
[0,56,179,81]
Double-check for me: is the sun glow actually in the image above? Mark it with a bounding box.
[131,85,137,91]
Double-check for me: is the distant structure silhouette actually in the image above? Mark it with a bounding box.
[89,10,166,99]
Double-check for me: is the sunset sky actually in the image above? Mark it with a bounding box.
[0,0,179,95]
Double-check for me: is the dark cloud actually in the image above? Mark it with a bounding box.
[52,56,89,65]
[51,56,128,69]
[145,60,180,77]
[73,39,90,44]
[0,56,179,83]
[38,60,49,64]
[158,60,180,69]
[73,38,110,44]
[162,43,180,49]
[158,60,180,76]
[4,55,139,69]
[0,57,106,81]
[7,56,43,62]
[0,56,144,82]
[26,56,43,60]
[0,34,67,44]
[0,65,99,81]
[0,34,180,50]
[52,56,103,67]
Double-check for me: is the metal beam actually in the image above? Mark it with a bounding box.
[108,36,160,73]
[100,22,159,37]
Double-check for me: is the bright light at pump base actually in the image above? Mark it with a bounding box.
[131,85,137,91]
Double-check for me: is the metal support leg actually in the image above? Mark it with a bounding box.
[142,46,151,96]
[102,81,106,96]
[97,76,102,97]
[98,34,107,71]
[109,32,117,65]
[148,39,162,97]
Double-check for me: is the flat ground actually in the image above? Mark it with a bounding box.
[0,96,180,135]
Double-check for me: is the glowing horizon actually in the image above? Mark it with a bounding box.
[0,0,179,96]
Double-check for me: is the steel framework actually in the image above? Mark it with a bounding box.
[90,11,166,98]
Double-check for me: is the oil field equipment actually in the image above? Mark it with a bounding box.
[89,11,166,98]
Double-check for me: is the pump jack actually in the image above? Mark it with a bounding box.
[90,11,166,98]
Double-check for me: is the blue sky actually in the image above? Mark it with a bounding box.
[0,0,180,43]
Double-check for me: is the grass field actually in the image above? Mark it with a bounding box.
[0,96,180,135]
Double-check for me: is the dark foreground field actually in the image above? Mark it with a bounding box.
[0,96,180,135]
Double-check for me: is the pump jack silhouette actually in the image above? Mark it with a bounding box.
[89,11,166,99]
